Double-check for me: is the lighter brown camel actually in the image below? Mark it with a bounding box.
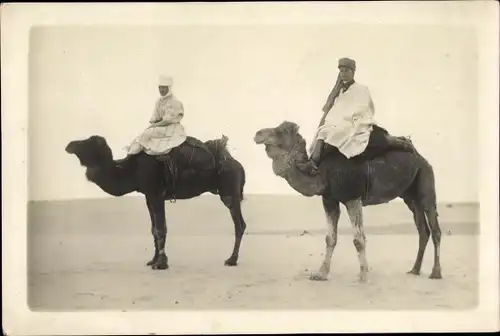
[254,121,442,282]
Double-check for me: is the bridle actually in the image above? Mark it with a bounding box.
[271,134,307,177]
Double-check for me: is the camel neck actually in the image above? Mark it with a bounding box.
[86,162,137,197]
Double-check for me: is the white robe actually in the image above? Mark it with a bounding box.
[315,82,376,158]
[127,91,187,155]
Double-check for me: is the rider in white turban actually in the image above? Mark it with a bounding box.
[122,75,187,158]
[305,57,416,172]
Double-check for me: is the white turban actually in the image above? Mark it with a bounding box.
[159,75,173,87]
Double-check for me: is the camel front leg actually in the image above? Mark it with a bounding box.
[310,197,340,281]
[345,199,369,282]
[146,193,169,270]
[146,198,159,266]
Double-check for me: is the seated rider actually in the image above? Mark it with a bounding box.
[116,75,214,172]
[305,57,416,172]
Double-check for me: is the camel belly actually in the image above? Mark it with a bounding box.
[321,149,420,205]
[163,169,218,200]
[362,151,420,205]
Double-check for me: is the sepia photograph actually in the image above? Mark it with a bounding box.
[2,2,499,334]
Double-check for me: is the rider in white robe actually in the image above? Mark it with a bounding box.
[125,75,187,156]
[306,58,415,172]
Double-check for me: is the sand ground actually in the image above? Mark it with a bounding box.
[28,196,479,311]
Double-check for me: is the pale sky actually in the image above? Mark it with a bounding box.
[29,24,478,202]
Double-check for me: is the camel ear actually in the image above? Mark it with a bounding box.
[220,134,228,147]
[92,136,106,147]
[282,121,299,134]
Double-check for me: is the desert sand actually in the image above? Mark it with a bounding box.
[28,195,479,311]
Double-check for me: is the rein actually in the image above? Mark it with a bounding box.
[273,137,307,177]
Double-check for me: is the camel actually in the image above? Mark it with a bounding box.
[254,121,442,282]
[65,135,247,270]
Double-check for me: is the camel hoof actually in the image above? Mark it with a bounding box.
[407,269,420,276]
[151,254,169,270]
[358,274,368,283]
[309,272,328,281]
[152,262,169,270]
[224,256,238,266]
[146,256,159,266]
[429,270,443,279]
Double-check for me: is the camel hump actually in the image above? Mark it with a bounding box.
[185,136,208,149]
[220,134,229,148]
[155,137,213,161]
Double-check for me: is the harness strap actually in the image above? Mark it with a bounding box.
[188,147,194,167]
[365,160,372,200]
[187,141,218,172]
[160,141,228,201]
[163,156,177,203]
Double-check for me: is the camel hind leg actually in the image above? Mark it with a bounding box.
[409,163,442,279]
[403,195,430,276]
[426,206,442,279]
[218,164,247,266]
[221,195,246,266]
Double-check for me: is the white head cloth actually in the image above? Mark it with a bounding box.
[159,75,173,87]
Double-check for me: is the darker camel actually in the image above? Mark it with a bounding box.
[66,135,247,270]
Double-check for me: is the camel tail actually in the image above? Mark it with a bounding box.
[240,166,246,202]
[413,154,439,216]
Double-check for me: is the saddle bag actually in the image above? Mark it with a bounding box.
[170,137,216,171]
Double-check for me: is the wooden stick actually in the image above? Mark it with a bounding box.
[309,73,342,153]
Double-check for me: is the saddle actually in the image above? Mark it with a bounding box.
[155,137,219,200]
[156,137,216,169]
[322,125,412,164]
[316,126,415,202]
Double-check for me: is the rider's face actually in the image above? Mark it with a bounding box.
[339,66,355,82]
[159,85,170,96]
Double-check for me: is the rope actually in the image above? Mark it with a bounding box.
[160,139,227,202]
[164,156,177,203]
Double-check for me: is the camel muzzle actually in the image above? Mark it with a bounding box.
[65,141,79,154]
[254,129,274,145]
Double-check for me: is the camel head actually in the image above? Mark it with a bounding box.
[65,135,114,168]
[254,121,307,159]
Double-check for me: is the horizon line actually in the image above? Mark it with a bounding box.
[28,194,479,207]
